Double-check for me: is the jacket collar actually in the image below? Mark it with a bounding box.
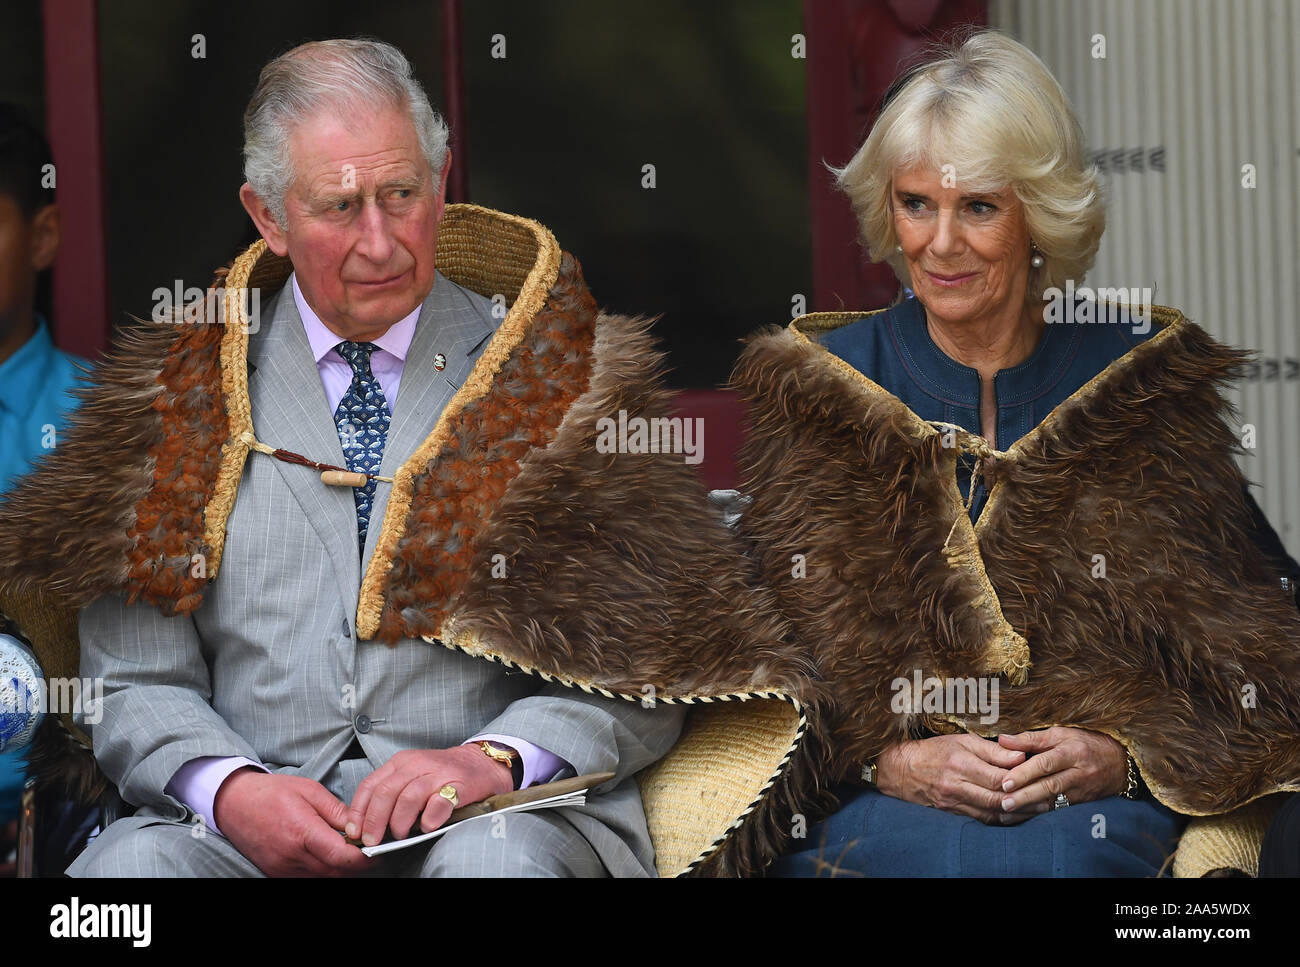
[888,295,1083,408]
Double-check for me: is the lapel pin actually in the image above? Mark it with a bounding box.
[434,352,447,371]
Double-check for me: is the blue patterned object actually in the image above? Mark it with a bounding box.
[0,634,44,752]
[332,341,391,554]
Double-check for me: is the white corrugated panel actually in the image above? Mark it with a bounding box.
[991,0,1300,556]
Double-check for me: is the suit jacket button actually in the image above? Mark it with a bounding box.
[341,617,352,638]
[354,714,372,733]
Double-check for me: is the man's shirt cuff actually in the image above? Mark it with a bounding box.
[165,755,266,837]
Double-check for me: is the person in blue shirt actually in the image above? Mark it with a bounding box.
[0,103,88,869]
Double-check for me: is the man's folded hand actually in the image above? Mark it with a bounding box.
[213,768,374,876]
[346,746,514,848]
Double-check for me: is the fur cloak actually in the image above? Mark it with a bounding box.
[0,205,829,876]
[730,308,1300,817]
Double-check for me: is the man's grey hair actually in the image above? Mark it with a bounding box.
[243,37,450,226]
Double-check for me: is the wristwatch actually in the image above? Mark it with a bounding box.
[477,740,524,789]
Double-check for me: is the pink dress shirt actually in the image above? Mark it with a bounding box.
[165,273,568,835]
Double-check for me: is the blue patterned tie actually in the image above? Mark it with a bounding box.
[332,341,390,555]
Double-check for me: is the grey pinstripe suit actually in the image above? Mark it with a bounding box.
[67,271,685,877]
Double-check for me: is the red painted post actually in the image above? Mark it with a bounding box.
[803,0,987,313]
[441,0,469,203]
[41,0,110,358]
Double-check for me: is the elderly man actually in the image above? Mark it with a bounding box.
[57,38,685,878]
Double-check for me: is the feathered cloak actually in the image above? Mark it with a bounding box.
[730,308,1300,818]
[0,205,829,876]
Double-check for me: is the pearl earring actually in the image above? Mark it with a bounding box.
[895,244,903,254]
[1030,246,1045,268]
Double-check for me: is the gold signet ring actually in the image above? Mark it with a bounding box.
[439,784,460,808]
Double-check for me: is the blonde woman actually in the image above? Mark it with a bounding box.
[728,31,1300,877]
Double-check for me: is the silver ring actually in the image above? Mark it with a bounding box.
[1052,793,1070,810]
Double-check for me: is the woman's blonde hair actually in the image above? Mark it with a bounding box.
[835,30,1104,301]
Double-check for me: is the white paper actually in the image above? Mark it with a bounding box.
[360,790,588,857]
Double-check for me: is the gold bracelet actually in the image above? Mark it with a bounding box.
[1121,753,1139,799]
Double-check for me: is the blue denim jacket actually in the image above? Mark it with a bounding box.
[820,295,1156,521]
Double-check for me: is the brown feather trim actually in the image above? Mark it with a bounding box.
[0,315,217,610]
[122,317,227,615]
[372,253,596,643]
[0,254,247,621]
[357,208,564,639]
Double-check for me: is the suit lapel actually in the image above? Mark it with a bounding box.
[246,271,496,613]
[362,271,495,567]
[248,286,364,613]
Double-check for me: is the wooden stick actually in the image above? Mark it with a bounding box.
[447,771,616,825]
[239,429,395,484]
